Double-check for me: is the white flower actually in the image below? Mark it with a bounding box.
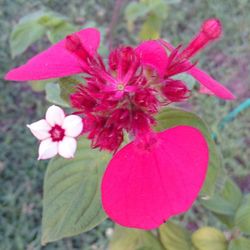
[27,105,83,160]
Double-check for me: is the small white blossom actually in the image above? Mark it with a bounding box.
[27,105,83,160]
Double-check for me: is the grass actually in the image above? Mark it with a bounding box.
[0,0,249,249]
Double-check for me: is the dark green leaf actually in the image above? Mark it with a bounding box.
[29,79,55,92]
[159,221,192,250]
[228,237,250,250]
[45,82,70,107]
[156,108,222,197]
[42,138,111,244]
[10,20,45,57]
[109,226,164,250]
[201,178,242,217]
[37,11,68,28]
[201,194,236,216]
[59,76,83,103]
[47,22,76,43]
[235,196,250,234]
[10,10,74,57]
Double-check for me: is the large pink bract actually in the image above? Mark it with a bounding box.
[101,126,209,229]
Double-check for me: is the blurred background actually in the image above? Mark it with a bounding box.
[0,0,249,249]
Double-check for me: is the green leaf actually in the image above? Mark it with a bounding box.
[201,195,236,216]
[124,0,167,31]
[159,221,193,250]
[138,14,162,41]
[42,138,111,244]
[201,178,242,217]
[235,196,250,234]
[10,18,45,57]
[58,76,82,103]
[29,79,55,92]
[109,226,164,250]
[156,108,222,197]
[47,22,76,43]
[221,178,242,209]
[37,12,67,28]
[191,227,227,250]
[125,2,143,23]
[10,10,74,57]
[45,82,70,107]
[228,237,250,250]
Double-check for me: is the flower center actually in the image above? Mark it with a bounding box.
[117,83,125,91]
[50,125,65,142]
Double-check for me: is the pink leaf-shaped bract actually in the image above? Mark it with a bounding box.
[160,39,235,100]
[136,41,168,78]
[101,126,209,229]
[5,28,100,81]
[188,67,235,100]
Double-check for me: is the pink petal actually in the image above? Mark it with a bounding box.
[38,139,58,160]
[45,105,65,127]
[5,28,100,81]
[58,136,77,158]
[160,39,235,100]
[199,84,215,96]
[27,119,51,140]
[136,41,168,77]
[101,126,209,229]
[62,115,83,137]
[188,67,235,100]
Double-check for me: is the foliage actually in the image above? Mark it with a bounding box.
[109,226,164,250]
[42,137,111,244]
[125,0,169,40]
[10,10,76,57]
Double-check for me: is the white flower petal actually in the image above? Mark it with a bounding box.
[38,139,58,160]
[45,105,65,126]
[27,119,51,140]
[58,137,77,159]
[62,115,83,137]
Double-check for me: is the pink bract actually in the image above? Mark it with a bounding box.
[5,28,100,81]
[159,20,235,101]
[101,126,209,229]
[135,40,168,77]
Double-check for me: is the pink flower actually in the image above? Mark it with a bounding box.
[158,18,235,100]
[27,105,83,160]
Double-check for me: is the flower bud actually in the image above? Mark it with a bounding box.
[179,18,223,60]
[65,34,88,60]
[201,18,222,39]
[162,79,190,102]
[70,86,97,112]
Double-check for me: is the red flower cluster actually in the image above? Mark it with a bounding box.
[69,44,163,151]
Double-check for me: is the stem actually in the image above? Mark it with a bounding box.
[106,0,126,50]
